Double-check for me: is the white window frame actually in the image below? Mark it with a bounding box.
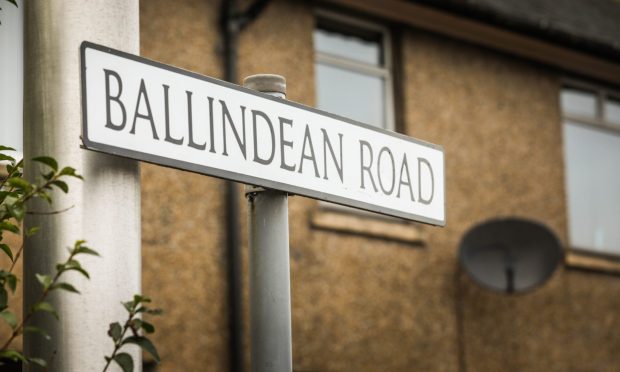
[562,78,620,135]
[314,9,395,131]
[313,10,402,221]
[561,79,620,258]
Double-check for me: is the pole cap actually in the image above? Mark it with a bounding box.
[243,74,286,95]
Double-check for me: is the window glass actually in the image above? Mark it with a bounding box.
[313,27,381,65]
[314,15,392,130]
[316,63,385,126]
[560,88,597,118]
[563,122,620,254]
[604,97,620,127]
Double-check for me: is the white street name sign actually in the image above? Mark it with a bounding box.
[81,42,445,225]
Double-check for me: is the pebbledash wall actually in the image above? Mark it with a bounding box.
[139,0,620,371]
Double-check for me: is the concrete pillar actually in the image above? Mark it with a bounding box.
[23,2,141,371]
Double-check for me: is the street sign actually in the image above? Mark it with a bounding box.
[81,41,445,225]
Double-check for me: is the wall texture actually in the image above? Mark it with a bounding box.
[140,0,230,370]
[137,1,620,371]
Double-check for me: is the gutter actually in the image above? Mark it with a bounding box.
[323,0,620,86]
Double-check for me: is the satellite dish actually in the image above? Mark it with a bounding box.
[458,218,563,294]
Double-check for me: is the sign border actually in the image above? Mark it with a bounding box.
[80,41,446,226]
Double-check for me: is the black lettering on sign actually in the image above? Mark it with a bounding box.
[359,140,378,192]
[252,110,275,165]
[418,157,435,205]
[104,69,126,131]
[129,79,159,140]
[397,154,415,201]
[321,129,343,183]
[187,91,206,150]
[278,117,296,172]
[207,97,216,153]
[162,84,184,145]
[298,124,320,178]
[377,147,395,195]
[221,100,247,159]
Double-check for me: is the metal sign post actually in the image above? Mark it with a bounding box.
[244,75,292,372]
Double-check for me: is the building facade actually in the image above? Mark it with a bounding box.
[138,0,620,371]
[1,0,620,371]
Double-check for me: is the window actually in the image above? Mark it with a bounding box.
[313,11,394,130]
[310,11,419,241]
[561,82,620,257]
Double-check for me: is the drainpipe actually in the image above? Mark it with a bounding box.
[219,1,271,371]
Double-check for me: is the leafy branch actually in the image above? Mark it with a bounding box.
[0,145,88,367]
[103,295,161,372]
[1,145,163,370]
[0,241,99,365]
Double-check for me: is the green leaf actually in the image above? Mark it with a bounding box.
[0,287,7,311]
[27,357,47,367]
[145,308,163,315]
[7,274,17,293]
[6,0,18,7]
[0,191,18,202]
[0,153,15,162]
[57,260,90,279]
[0,221,19,234]
[123,301,135,312]
[37,191,53,204]
[42,170,55,181]
[74,246,99,257]
[113,352,134,372]
[108,322,122,342]
[133,294,150,304]
[5,203,25,221]
[35,274,52,290]
[6,177,31,190]
[51,282,80,294]
[0,309,17,329]
[0,146,16,152]
[70,266,90,280]
[24,326,51,340]
[26,226,40,237]
[122,336,160,362]
[140,320,155,334]
[58,166,83,180]
[130,318,142,331]
[0,350,27,362]
[1,193,18,207]
[32,302,59,320]
[50,180,68,193]
[32,156,58,171]
[0,244,13,262]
